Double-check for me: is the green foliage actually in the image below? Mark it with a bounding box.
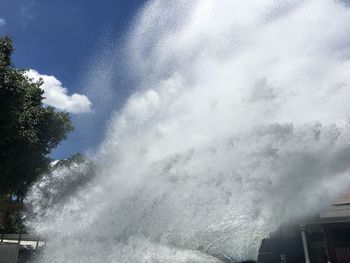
[0,36,74,198]
[0,196,22,233]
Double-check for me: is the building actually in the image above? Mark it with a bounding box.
[0,234,43,263]
[258,194,350,263]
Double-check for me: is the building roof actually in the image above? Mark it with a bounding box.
[315,193,350,223]
[333,192,350,206]
[303,193,350,224]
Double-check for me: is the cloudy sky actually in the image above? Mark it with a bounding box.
[0,0,146,158]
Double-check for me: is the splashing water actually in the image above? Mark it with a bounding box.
[25,0,350,262]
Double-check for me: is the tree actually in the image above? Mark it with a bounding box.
[0,36,74,199]
[24,153,96,226]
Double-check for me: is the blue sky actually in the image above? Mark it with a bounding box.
[0,0,147,159]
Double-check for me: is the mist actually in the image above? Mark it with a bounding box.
[25,1,350,262]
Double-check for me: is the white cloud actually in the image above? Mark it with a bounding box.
[26,69,92,114]
[0,19,6,26]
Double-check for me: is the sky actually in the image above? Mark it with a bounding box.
[0,0,147,159]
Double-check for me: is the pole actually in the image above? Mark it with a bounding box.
[300,225,311,263]
[35,236,40,250]
[0,228,4,242]
[14,230,22,263]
